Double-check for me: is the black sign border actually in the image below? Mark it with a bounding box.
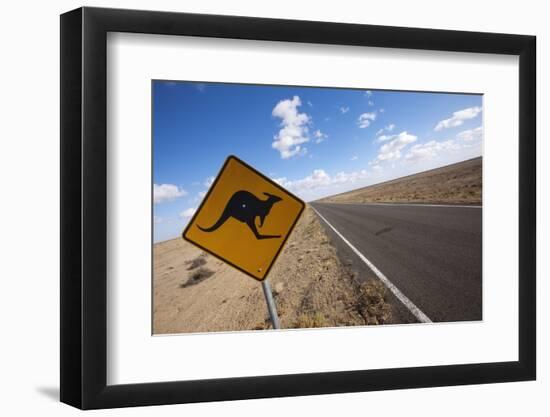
[181,155,306,282]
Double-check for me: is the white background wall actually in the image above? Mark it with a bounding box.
[0,0,545,415]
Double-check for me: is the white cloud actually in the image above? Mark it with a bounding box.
[203,176,215,188]
[332,170,370,184]
[340,106,350,114]
[365,90,373,97]
[376,134,393,142]
[153,183,187,204]
[193,177,214,202]
[456,126,483,141]
[403,123,482,163]
[276,168,370,195]
[374,131,417,162]
[379,108,385,113]
[272,95,311,159]
[285,169,331,190]
[180,208,197,219]
[368,100,374,106]
[271,126,481,202]
[272,176,288,186]
[402,125,482,163]
[153,216,162,224]
[434,106,482,131]
[313,129,327,144]
[405,140,461,162]
[307,100,313,107]
[376,123,396,137]
[357,112,377,128]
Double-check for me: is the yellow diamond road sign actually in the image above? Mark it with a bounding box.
[182,156,305,281]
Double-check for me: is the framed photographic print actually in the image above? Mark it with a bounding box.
[60,7,536,409]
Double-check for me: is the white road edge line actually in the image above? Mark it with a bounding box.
[310,206,433,324]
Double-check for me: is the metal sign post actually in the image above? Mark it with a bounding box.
[182,156,304,330]
[261,280,281,329]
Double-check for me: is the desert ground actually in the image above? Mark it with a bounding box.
[318,157,482,205]
[154,158,483,333]
[153,207,392,334]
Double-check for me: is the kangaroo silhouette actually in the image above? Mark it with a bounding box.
[198,190,283,240]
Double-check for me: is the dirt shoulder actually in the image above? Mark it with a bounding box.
[318,157,482,205]
[153,206,392,334]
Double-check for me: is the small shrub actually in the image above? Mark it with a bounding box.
[186,255,207,270]
[180,267,215,288]
[357,280,392,324]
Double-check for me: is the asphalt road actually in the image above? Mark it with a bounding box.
[310,202,482,323]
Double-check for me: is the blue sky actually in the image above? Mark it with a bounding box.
[153,81,483,242]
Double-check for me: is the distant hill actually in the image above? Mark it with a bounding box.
[317,157,482,205]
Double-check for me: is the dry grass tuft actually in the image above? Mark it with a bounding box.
[186,254,207,270]
[356,280,392,325]
[293,312,326,329]
[180,267,215,288]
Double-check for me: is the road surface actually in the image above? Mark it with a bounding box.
[310,202,482,323]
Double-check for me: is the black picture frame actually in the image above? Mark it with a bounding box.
[60,6,536,410]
